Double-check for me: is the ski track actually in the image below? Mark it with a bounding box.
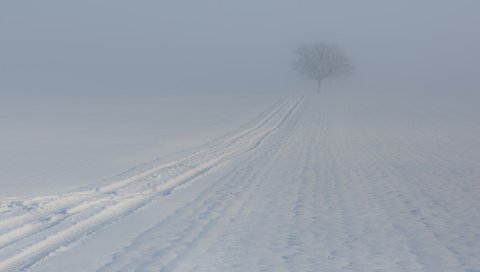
[2,91,480,271]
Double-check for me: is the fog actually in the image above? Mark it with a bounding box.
[2,3,480,270]
[2,0,479,96]
[1,1,480,196]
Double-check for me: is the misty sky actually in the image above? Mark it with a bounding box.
[1,0,479,96]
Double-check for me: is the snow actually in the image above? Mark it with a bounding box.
[1,90,480,271]
[0,92,279,197]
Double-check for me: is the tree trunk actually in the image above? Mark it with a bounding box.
[316,79,323,93]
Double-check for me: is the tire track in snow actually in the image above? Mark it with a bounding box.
[152,95,306,272]
[0,96,292,235]
[0,95,303,272]
[99,90,306,272]
[162,97,310,271]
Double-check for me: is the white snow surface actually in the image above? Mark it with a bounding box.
[0,93,277,197]
[1,90,480,271]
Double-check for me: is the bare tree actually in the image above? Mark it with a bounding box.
[293,42,353,92]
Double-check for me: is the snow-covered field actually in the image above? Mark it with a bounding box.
[0,93,279,197]
[1,90,480,271]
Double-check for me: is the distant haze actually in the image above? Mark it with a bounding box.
[1,0,479,96]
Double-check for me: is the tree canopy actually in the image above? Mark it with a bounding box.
[293,42,353,92]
